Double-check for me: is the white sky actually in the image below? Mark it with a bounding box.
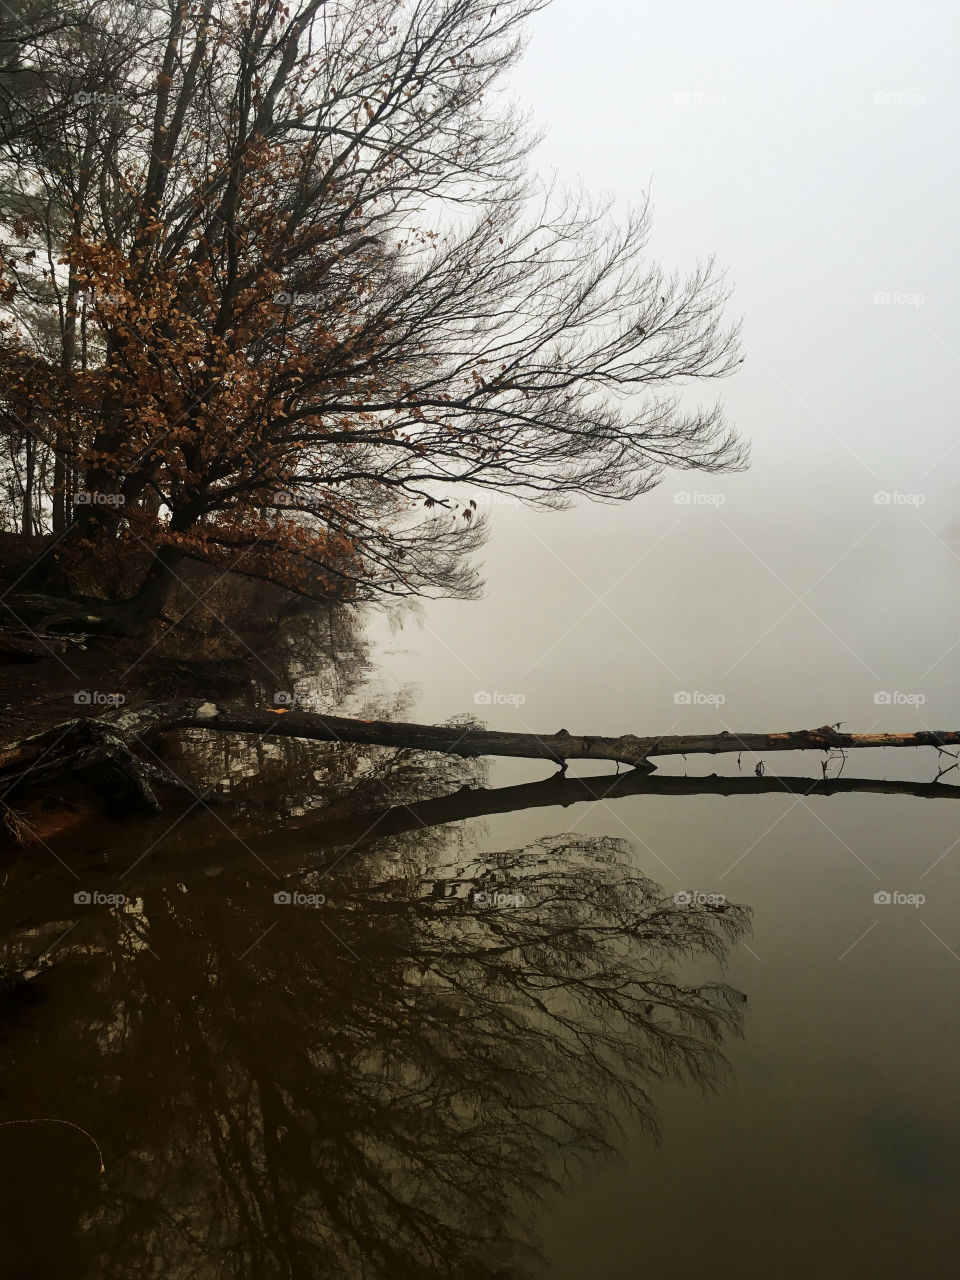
[372,0,960,743]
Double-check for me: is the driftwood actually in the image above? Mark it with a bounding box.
[0,627,88,663]
[0,711,220,818]
[1,591,130,637]
[111,703,960,767]
[3,699,960,820]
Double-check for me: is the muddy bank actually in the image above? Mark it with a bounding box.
[0,557,307,741]
[0,577,371,846]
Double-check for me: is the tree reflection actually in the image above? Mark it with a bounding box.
[155,598,491,832]
[0,827,749,1279]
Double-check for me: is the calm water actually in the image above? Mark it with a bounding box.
[2,491,960,1277]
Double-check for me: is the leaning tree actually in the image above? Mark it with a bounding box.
[0,0,746,622]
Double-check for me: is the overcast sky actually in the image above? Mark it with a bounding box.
[371,0,960,745]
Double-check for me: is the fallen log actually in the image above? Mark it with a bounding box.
[3,701,960,822]
[0,627,88,664]
[121,703,960,774]
[2,591,130,637]
[106,703,960,767]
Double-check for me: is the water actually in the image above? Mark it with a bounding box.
[2,0,958,1269]
[2,489,960,1277]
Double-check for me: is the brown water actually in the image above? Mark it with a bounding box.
[2,493,960,1278]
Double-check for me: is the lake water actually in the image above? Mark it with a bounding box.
[2,484,960,1277]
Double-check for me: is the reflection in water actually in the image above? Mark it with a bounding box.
[1,822,748,1277]
[154,602,488,836]
[1,615,751,1277]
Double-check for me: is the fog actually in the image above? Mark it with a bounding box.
[373,0,960,745]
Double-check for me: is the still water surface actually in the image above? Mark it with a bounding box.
[2,492,960,1278]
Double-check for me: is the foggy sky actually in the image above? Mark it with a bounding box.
[372,0,960,744]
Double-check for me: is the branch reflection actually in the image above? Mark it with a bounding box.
[1,823,749,1278]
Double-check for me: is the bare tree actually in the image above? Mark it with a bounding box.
[0,0,747,621]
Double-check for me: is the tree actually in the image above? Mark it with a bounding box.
[0,1,144,535]
[0,0,747,624]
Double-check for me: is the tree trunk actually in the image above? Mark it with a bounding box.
[52,435,66,534]
[115,707,960,770]
[54,267,81,535]
[9,704,960,775]
[21,433,34,538]
[121,545,185,625]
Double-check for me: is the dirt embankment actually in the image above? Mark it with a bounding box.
[0,543,292,742]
